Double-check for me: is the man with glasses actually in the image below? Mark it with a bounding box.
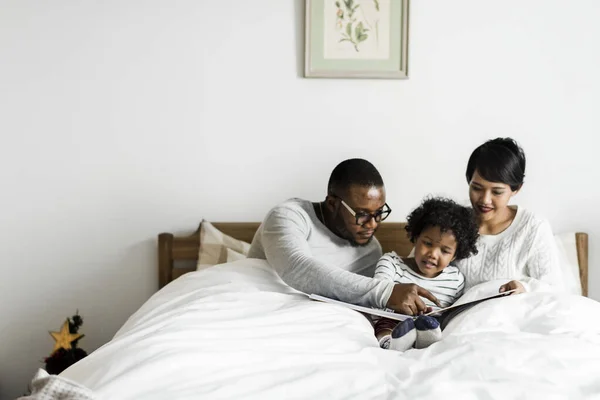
[248,158,439,315]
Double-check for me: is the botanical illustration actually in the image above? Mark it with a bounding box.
[335,0,379,52]
[324,0,390,60]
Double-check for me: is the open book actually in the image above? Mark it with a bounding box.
[309,289,517,324]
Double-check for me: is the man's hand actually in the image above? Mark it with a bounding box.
[499,280,526,295]
[386,283,441,316]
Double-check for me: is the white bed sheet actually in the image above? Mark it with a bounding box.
[61,259,600,400]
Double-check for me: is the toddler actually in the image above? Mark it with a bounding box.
[374,197,479,351]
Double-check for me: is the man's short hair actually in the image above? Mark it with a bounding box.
[327,158,384,196]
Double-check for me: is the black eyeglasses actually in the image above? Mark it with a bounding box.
[333,195,392,226]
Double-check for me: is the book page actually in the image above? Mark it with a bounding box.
[308,294,412,321]
[425,289,516,316]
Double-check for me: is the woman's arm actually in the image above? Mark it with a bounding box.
[523,219,564,290]
[500,219,563,294]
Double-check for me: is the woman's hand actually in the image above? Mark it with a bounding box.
[499,280,526,295]
[386,283,441,315]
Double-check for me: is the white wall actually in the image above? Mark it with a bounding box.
[1,0,599,397]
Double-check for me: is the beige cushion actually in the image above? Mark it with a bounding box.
[226,248,247,263]
[197,220,251,270]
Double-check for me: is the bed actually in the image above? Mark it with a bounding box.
[57,222,600,399]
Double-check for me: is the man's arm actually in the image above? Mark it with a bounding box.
[260,207,394,308]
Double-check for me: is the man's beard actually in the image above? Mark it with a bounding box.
[332,213,374,247]
[349,234,375,247]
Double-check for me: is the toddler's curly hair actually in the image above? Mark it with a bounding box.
[405,196,479,261]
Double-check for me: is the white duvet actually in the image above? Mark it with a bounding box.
[61,259,600,400]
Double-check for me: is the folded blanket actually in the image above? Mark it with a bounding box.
[18,369,96,400]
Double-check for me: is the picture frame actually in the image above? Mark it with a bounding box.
[304,0,409,79]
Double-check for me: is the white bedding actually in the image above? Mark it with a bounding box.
[61,259,600,400]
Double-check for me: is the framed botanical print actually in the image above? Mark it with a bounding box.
[305,0,409,79]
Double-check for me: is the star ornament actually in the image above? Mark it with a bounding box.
[49,319,83,353]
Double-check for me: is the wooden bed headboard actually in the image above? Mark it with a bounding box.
[158,223,589,297]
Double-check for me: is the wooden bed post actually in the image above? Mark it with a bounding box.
[158,233,174,289]
[576,232,589,297]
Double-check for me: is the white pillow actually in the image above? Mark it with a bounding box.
[197,220,251,270]
[554,232,582,295]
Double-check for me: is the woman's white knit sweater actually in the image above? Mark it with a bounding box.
[454,207,562,292]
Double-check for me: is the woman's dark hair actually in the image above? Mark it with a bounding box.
[405,197,479,261]
[465,137,526,191]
